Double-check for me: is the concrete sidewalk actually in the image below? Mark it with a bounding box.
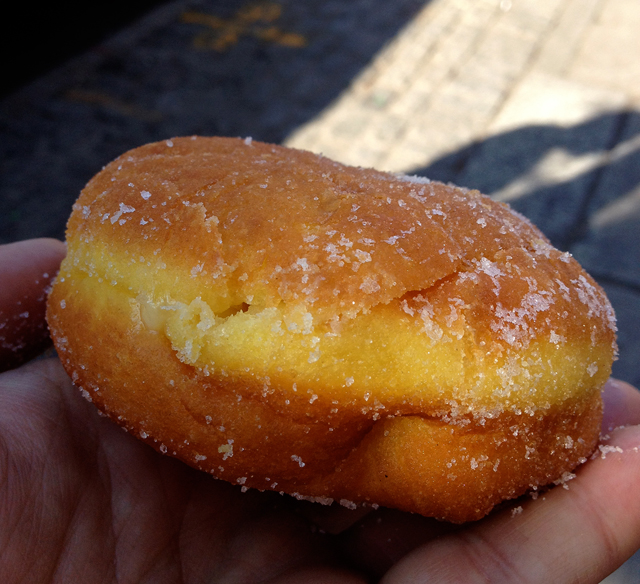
[1,0,638,579]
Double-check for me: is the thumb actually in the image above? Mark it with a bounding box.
[0,238,66,372]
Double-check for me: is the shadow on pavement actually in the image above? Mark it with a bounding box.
[413,111,640,251]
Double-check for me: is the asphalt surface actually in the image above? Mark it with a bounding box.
[1,0,639,579]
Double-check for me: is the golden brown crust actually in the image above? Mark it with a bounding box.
[47,136,617,522]
[63,137,560,315]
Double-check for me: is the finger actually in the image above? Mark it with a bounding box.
[337,507,461,580]
[601,377,640,432]
[266,565,367,584]
[381,402,640,583]
[0,238,66,372]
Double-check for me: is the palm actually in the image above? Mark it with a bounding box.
[1,358,375,583]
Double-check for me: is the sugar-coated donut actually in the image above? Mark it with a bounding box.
[47,137,617,522]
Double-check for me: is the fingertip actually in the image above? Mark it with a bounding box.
[0,238,67,372]
[602,377,639,396]
[4,237,66,265]
[35,237,67,259]
[602,378,640,432]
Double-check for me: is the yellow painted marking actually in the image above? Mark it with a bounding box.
[182,2,307,52]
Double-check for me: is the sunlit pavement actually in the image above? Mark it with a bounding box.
[1,1,639,579]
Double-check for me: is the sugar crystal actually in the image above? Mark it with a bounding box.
[291,455,305,467]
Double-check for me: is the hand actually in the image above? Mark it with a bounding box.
[1,239,639,583]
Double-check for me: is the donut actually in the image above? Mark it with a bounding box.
[46,136,617,522]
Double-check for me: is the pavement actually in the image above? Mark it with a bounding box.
[1,0,639,579]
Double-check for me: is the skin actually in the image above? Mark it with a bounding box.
[1,238,639,583]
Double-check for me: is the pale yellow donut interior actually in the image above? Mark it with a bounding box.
[61,237,612,419]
